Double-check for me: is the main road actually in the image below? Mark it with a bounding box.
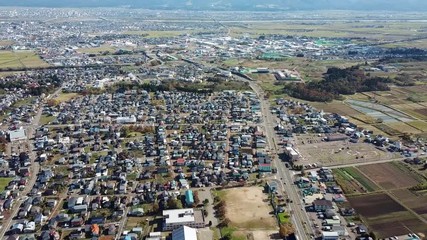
[247,81,314,240]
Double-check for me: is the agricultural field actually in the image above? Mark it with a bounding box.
[357,162,423,190]
[0,50,49,69]
[385,122,422,135]
[348,193,427,238]
[229,21,427,42]
[333,167,380,195]
[391,189,427,220]
[218,187,277,240]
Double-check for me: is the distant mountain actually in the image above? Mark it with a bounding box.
[2,0,427,11]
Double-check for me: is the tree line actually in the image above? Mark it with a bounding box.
[284,66,391,102]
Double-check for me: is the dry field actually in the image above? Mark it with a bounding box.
[222,187,277,230]
[348,193,427,238]
[357,162,422,190]
[391,189,427,220]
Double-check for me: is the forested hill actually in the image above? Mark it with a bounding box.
[2,0,427,11]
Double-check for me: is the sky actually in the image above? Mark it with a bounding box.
[1,0,427,11]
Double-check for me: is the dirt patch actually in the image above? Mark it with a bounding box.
[358,162,421,190]
[222,187,277,230]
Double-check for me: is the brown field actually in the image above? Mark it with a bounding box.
[221,187,277,230]
[391,189,427,220]
[348,193,427,238]
[414,108,427,117]
[358,162,421,190]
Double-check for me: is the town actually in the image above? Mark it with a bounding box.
[1,5,427,240]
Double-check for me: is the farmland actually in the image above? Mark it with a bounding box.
[0,50,49,69]
[348,193,427,238]
[333,167,379,194]
[357,162,422,190]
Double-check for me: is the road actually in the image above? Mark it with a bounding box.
[247,81,314,240]
[0,87,62,238]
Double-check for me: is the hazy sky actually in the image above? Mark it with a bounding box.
[1,0,427,11]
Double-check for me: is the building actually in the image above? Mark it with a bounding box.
[172,226,198,240]
[274,69,301,81]
[116,116,137,124]
[325,134,348,142]
[313,199,333,212]
[322,231,339,240]
[8,128,26,142]
[285,147,300,162]
[185,190,194,206]
[162,208,204,231]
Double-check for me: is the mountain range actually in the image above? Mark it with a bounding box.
[2,0,427,11]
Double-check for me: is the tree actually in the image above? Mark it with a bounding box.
[193,191,200,205]
[167,198,179,209]
[152,202,159,213]
[279,223,295,238]
[203,199,209,206]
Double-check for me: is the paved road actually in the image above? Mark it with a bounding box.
[311,156,408,170]
[247,81,314,240]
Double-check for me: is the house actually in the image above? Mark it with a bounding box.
[313,199,333,212]
[162,208,205,231]
[129,208,144,217]
[172,225,198,240]
[91,224,100,236]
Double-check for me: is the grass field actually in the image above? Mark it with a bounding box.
[39,115,56,125]
[77,44,117,54]
[407,121,427,132]
[0,50,49,69]
[52,93,79,103]
[0,178,13,191]
[386,122,422,134]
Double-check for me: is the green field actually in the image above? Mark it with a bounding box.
[77,44,117,54]
[0,51,49,69]
[0,178,13,191]
[52,93,79,103]
[333,167,380,194]
[407,121,427,132]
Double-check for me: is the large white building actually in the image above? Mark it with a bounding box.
[162,208,204,231]
[172,226,198,240]
[8,128,26,142]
